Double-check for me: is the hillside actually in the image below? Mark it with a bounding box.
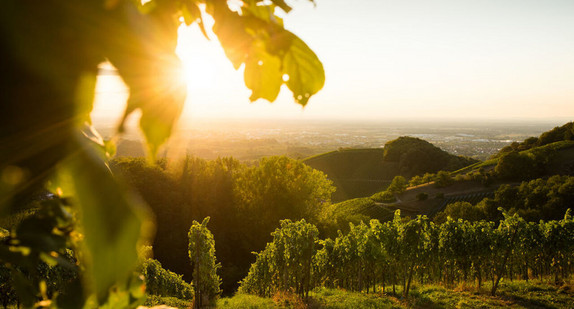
[494,121,574,157]
[452,140,574,176]
[304,137,478,202]
[365,140,574,220]
[382,136,478,176]
[327,124,574,223]
[303,149,393,201]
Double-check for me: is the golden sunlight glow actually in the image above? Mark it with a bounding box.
[92,62,129,125]
[174,21,255,121]
[176,37,219,92]
[90,1,574,125]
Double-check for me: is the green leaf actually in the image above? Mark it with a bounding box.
[74,71,98,125]
[242,1,283,26]
[282,33,325,106]
[55,277,86,309]
[271,0,292,13]
[212,10,253,70]
[182,0,209,39]
[12,270,38,308]
[105,8,185,159]
[63,134,149,303]
[115,55,186,159]
[244,43,283,102]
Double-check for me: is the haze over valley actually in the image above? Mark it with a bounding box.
[93,117,567,161]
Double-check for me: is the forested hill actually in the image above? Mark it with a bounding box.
[494,121,574,157]
[382,136,478,176]
[303,137,478,201]
[339,138,574,228]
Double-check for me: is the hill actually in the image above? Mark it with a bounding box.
[332,124,574,222]
[382,136,478,176]
[361,140,574,221]
[303,149,393,201]
[304,137,478,202]
[494,121,574,157]
[452,140,574,177]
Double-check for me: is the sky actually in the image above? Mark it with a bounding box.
[92,0,574,124]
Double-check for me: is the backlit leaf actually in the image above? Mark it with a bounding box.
[74,71,97,125]
[271,0,292,13]
[182,0,209,39]
[282,33,325,106]
[212,10,253,70]
[244,43,283,102]
[63,135,148,303]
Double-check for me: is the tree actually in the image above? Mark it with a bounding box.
[387,176,407,194]
[495,152,537,180]
[434,201,483,224]
[416,192,429,201]
[188,217,221,308]
[234,156,334,249]
[1,0,324,306]
[434,171,453,188]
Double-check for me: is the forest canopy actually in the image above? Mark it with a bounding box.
[112,155,335,294]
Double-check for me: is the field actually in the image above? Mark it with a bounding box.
[214,280,574,309]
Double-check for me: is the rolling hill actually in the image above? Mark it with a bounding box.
[303,137,478,202]
[325,122,574,222]
[303,148,393,202]
[359,139,574,221]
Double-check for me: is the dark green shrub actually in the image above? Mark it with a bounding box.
[416,193,428,201]
[141,259,193,300]
[371,191,396,203]
[434,171,454,188]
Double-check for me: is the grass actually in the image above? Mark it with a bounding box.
[401,280,574,309]
[214,279,574,309]
[216,294,278,308]
[451,159,497,176]
[309,287,400,309]
[144,295,193,308]
[303,148,396,202]
[326,197,394,224]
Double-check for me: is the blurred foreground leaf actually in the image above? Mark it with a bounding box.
[61,135,148,303]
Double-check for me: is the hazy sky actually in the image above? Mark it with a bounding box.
[92,0,574,123]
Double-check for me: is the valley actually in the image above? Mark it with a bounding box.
[92,118,562,161]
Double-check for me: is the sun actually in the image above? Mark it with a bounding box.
[174,22,255,120]
[176,24,222,92]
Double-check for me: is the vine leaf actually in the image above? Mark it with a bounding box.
[244,43,283,102]
[104,3,186,159]
[181,0,209,39]
[61,135,148,303]
[282,33,325,106]
[271,0,292,13]
[211,2,324,107]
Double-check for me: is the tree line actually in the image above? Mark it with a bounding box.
[436,175,574,223]
[110,155,335,293]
